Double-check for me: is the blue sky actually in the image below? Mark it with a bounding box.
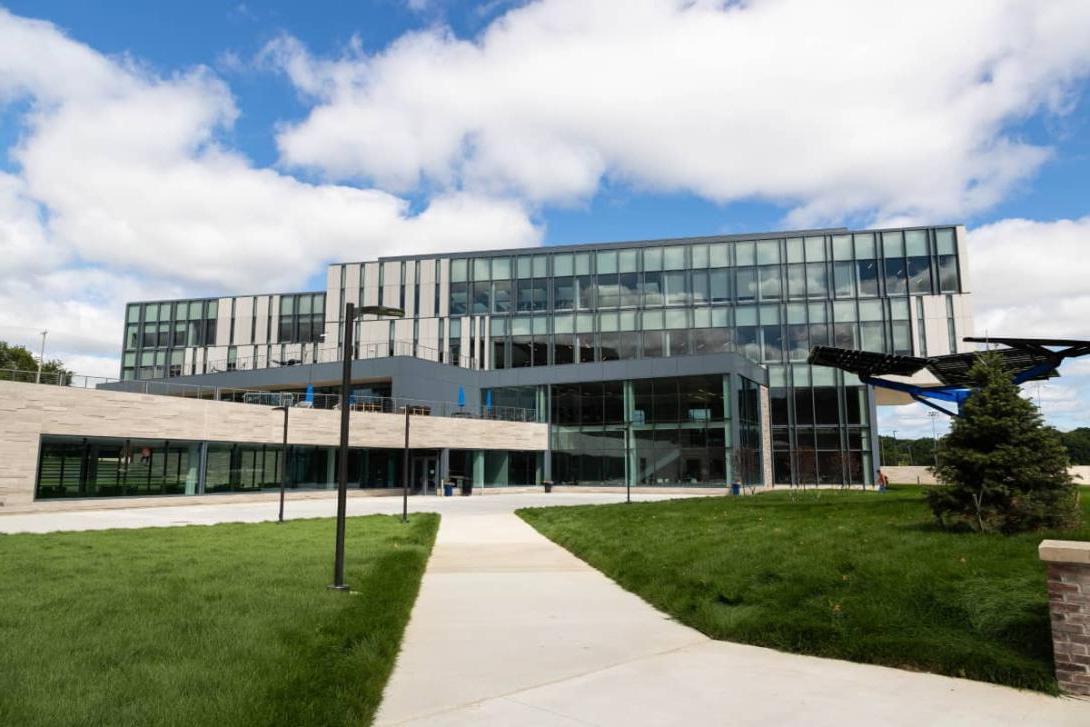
[1,0,1089,438]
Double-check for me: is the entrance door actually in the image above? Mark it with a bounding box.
[412,456,438,495]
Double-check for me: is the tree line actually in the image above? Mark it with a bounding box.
[880,427,1090,467]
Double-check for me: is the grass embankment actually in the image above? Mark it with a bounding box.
[0,515,438,726]
[519,487,1090,693]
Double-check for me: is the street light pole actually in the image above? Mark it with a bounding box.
[403,405,410,523]
[929,411,939,469]
[330,302,404,592]
[35,330,47,384]
[331,300,355,591]
[273,404,289,523]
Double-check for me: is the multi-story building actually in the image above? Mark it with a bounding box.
[109,224,971,493]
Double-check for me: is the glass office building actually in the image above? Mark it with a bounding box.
[120,225,973,488]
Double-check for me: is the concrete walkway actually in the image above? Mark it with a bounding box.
[376,510,1090,726]
[0,491,691,534]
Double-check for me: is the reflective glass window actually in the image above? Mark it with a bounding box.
[907,257,931,294]
[663,246,686,270]
[936,228,957,255]
[553,277,575,309]
[938,255,959,292]
[905,230,929,256]
[884,258,908,295]
[493,280,512,312]
[759,265,781,299]
[805,263,827,297]
[736,268,757,302]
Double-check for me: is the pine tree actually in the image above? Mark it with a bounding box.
[926,352,1080,533]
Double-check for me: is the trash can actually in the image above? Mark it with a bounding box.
[443,482,455,497]
[730,482,741,496]
[543,480,553,493]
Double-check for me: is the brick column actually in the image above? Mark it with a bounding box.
[1039,540,1090,697]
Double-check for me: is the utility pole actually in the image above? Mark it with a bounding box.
[35,330,47,384]
[929,411,939,469]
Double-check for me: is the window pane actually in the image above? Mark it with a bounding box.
[709,243,729,267]
[936,228,957,255]
[907,257,931,294]
[736,268,757,302]
[937,255,959,292]
[493,279,512,312]
[553,277,575,309]
[553,254,573,276]
[663,246,686,270]
[473,258,491,281]
[451,259,467,282]
[884,259,908,295]
[805,263,827,297]
[905,229,929,256]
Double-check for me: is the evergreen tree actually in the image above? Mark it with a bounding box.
[926,352,1079,534]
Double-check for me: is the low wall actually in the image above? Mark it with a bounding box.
[883,465,1090,486]
[0,381,547,511]
[1039,540,1090,697]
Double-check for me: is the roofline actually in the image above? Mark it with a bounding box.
[125,223,964,305]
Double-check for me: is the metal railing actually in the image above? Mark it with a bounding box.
[195,339,479,376]
[0,367,538,423]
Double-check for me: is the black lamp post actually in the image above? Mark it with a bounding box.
[403,405,410,523]
[331,301,404,592]
[272,403,289,523]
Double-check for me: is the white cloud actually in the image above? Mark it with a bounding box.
[966,216,1090,339]
[270,0,1090,224]
[0,9,540,374]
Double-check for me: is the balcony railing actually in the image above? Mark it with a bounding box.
[0,368,538,423]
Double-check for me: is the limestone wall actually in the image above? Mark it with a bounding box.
[0,380,547,510]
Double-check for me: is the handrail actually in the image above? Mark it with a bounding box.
[0,367,539,423]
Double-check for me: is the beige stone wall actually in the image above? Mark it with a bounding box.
[882,464,1090,486]
[0,381,547,510]
[759,384,773,487]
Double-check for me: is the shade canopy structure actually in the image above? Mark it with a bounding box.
[808,337,1090,417]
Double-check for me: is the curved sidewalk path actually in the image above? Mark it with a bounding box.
[377,508,1089,726]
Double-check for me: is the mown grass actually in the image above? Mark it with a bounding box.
[0,514,438,726]
[519,487,1090,693]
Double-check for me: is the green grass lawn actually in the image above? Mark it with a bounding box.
[519,487,1090,693]
[0,514,438,726]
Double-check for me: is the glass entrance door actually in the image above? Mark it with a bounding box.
[412,456,438,494]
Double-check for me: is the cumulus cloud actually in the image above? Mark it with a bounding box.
[270,0,1090,224]
[967,216,1090,339]
[0,8,539,375]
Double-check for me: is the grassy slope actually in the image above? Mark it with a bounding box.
[0,514,438,727]
[519,488,1090,693]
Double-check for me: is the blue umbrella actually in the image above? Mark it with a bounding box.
[485,390,493,410]
[457,386,465,407]
[305,384,314,404]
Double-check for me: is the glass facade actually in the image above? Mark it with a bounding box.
[36,434,542,499]
[122,299,218,380]
[486,374,751,487]
[120,225,967,488]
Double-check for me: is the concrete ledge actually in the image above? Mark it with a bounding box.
[1040,539,1090,564]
